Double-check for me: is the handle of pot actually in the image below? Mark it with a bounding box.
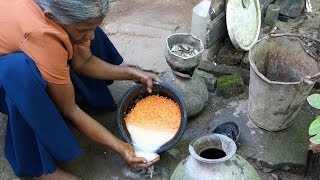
[302,73,320,85]
[188,138,199,158]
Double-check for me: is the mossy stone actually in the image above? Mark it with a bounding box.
[216,75,244,98]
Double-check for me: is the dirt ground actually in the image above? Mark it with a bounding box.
[105,0,199,33]
[274,0,320,36]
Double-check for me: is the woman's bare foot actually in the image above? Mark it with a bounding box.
[35,167,79,180]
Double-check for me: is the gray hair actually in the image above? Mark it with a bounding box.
[37,0,110,25]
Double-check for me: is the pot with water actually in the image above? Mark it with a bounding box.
[170,134,261,180]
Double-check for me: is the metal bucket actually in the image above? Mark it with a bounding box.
[248,34,320,131]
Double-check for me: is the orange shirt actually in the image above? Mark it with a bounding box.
[0,0,74,84]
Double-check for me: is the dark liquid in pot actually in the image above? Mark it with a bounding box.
[199,148,226,159]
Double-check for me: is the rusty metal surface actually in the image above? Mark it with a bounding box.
[248,35,320,131]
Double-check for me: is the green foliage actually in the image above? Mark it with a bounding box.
[307,94,320,109]
[309,116,320,136]
[308,94,320,144]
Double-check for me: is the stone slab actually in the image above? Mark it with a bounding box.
[274,0,304,18]
[209,100,314,174]
[259,0,276,12]
[197,61,250,85]
[206,12,227,48]
[216,39,245,65]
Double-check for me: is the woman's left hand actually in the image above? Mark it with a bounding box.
[128,67,161,93]
[120,142,160,169]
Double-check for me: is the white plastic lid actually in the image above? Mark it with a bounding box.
[226,0,261,51]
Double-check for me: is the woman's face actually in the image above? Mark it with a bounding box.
[61,16,104,44]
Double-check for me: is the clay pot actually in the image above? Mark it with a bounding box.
[171,134,261,180]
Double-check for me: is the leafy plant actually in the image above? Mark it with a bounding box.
[307,94,320,144]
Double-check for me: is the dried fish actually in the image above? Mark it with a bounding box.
[170,43,199,58]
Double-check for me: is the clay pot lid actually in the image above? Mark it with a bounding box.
[226,0,261,51]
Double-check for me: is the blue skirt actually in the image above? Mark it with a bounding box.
[0,27,123,177]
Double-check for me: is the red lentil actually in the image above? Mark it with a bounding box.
[125,95,181,132]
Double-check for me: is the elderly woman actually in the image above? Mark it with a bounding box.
[0,0,160,179]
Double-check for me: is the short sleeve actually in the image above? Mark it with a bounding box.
[20,28,72,84]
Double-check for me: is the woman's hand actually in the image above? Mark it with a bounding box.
[119,142,160,169]
[127,67,161,93]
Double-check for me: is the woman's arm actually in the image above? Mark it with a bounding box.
[46,82,158,168]
[72,45,160,92]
